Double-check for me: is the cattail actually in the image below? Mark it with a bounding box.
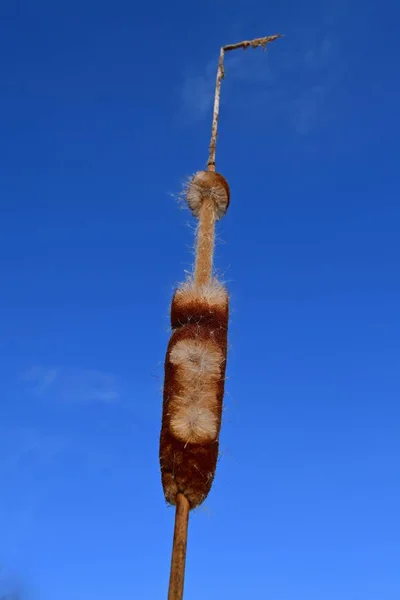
[161,180,230,508]
[159,34,282,600]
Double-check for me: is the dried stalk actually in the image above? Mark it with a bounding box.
[207,48,225,172]
[207,34,282,171]
[168,493,190,600]
[223,34,282,53]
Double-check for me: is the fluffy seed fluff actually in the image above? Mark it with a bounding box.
[174,278,228,309]
[185,171,230,220]
[169,337,224,444]
[170,405,218,445]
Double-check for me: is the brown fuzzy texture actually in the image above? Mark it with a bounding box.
[160,428,220,508]
[186,171,230,220]
[168,337,224,444]
[160,284,229,508]
[193,197,216,288]
[171,280,228,329]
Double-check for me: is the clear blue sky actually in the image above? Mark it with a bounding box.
[0,0,399,598]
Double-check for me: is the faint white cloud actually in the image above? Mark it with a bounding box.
[181,59,216,119]
[0,424,117,563]
[22,365,59,394]
[181,48,278,119]
[293,83,330,135]
[304,36,334,70]
[21,366,119,403]
[180,34,337,136]
[0,426,70,471]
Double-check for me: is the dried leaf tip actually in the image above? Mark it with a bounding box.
[223,34,283,53]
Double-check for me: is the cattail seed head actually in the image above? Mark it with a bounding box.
[160,281,229,508]
[186,171,230,220]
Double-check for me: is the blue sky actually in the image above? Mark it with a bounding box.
[0,0,399,598]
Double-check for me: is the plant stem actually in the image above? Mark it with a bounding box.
[207,47,225,172]
[193,197,216,287]
[168,493,190,600]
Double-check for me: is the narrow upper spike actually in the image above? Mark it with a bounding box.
[208,34,282,171]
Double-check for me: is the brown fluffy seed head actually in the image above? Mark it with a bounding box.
[160,281,229,508]
[186,171,230,220]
